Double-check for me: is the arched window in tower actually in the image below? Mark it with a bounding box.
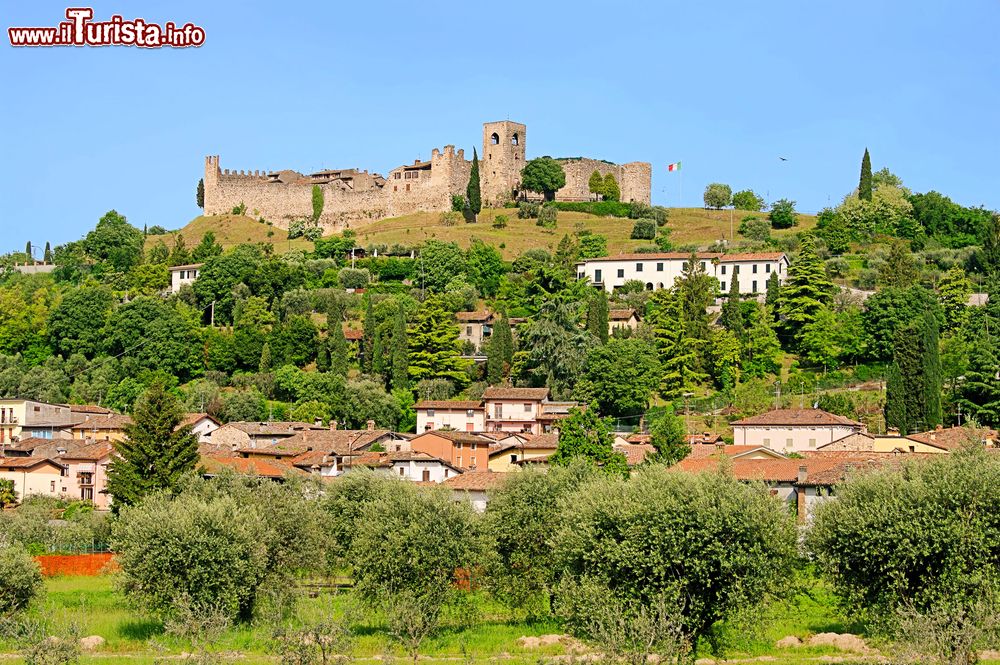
[511,133,519,146]
[490,133,499,145]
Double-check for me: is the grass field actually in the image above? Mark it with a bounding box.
[0,574,893,664]
[156,208,817,262]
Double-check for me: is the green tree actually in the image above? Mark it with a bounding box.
[602,173,621,202]
[768,198,798,229]
[859,147,873,201]
[328,321,349,378]
[647,405,689,465]
[106,382,199,508]
[808,447,1000,662]
[743,304,782,377]
[485,312,514,385]
[407,297,472,387]
[588,170,604,200]
[466,239,505,297]
[0,543,43,615]
[703,183,732,209]
[738,216,771,242]
[103,297,203,381]
[732,189,765,211]
[646,289,708,397]
[719,277,743,338]
[956,331,1000,426]
[390,303,409,391]
[82,210,145,272]
[576,338,661,418]
[579,234,608,259]
[878,241,919,288]
[521,157,567,202]
[466,148,482,217]
[196,178,205,208]
[550,405,628,476]
[862,285,941,361]
[191,231,223,262]
[778,236,833,348]
[555,467,797,654]
[311,185,324,222]
[417,240,467,293]
[168,234,191,267]
[43,241,53,263]
[885,313,942,433]
[514,301,592,396]
[0,479,15,507]
[586,289,609,343]
[362,296,375,374]
[937,266,973,332]
[48,287,114,358]
[709,327,743,389]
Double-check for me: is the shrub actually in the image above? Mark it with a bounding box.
[550,201,631,217]
[492,214,508,229]
[536,205,558,229]
[738,216,771,242]
[579,234,608,259]
[0,543,43,615]
[338,267,371,290]
[231,202,247,216]
[630,218,656,240]
[517,201,540,219]
[439,211,461,227]
[732,189,766,212]
[769,198,798,229]
[450,195,466,212]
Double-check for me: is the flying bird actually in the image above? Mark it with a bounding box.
[779,157,788,161]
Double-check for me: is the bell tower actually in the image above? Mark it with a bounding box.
[481,120,526,206]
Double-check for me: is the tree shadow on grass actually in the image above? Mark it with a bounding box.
[118,619,164,641]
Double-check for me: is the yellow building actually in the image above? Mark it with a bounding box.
[488,432,559,471]
[69,413,132,442]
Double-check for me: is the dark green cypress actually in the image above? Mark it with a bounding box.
[328,321,349,378]
[361,296,375,374]
[196,178,205,208]
[486,313,514,385]
[390,304,409,391]
[859,148,873,201]
[586,289,610,343]
[43,242,52,263]
[24,241,31,258]
[467,148,482,217]
[920,311,942,429]
[372,328,385,381]
[885,321,927,434]
[720,276,744,338]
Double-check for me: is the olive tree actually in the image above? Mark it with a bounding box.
[553,466,797,656]
[0,544,43,616]
[702,183,732,209]
[808,445,1000,664]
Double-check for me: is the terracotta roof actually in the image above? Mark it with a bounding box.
[413,430,492,445]
[671,456,885,486]
[179,413,219,428]
[343,328,363,341]
[608,309,637,321]
[513,454,552,466]
[731,408,863,428]
[65,404,114,415]
[456,311,493,323]
[220,421,323,436]
[686,444,787,459]
[443,471,506,491]
[0,456,66,470]
[518,432,559,449]
[687,432,723,444]
[200,455,305,479]
[413,400,484,410]
[71,413,133,431]
[578,252,786,264]
[483,387,550,400]
[906,426,998,451]
[266,429,393,457]
[348,451,392,468]
[614,442,655,466]
[625,433,651,444]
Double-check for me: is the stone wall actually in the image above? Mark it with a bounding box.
[555,158,651,204]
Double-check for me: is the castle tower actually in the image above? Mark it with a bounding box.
[204,155,220,214]
[481,121,526,206]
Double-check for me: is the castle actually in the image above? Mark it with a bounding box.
[203,121,651,230]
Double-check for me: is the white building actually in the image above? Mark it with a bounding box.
[169,263,203,293]
[576,252,788,294]
[731,408,864,453]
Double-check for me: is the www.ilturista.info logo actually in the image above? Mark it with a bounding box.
[8,8,205,48]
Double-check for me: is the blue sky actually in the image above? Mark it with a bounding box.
[2,0,999,253]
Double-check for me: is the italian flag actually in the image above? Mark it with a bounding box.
[667,162,681,172]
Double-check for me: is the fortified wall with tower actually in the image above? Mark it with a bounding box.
[203,121,651,231]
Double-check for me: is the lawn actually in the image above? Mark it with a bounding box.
[0,573,901,664]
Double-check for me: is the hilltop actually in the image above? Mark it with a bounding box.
[160,207,816,260]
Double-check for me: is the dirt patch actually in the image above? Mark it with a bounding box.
[806,633,870,653]
[775,636,802,649]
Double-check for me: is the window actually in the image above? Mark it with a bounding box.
[721,265,726,275]
[466,325,472,336]
[470,456,477,466]
[457,456,463,466]
[682,262,688,270]
[524,403,532,412]
[700,261,706,271]
[510,454,518,464]
[763,438,771,447]
[617,268,624,278]
[595,269,602,283]
[456,442,463,450]
[405,184,410,192]
[466,409,475,418]
[427,409,435,417]
[809,438,817,448]
[752,280,758,293]
[734,265,740,275]
[752,264,757,274]
[422,469,430,482]
[490,132,499,145]
[398,467,405,477]
[720,281,726,291]
[81,487,93,501]
[636,263,643,272]
[394,172,400,179]
[511,133,519,145]
[471,442,478,451]
[786,438,793,449]
[50,481,56,492]
[656,262,664,271]
[765,263,771,273]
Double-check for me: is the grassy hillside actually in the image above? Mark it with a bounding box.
[159,208,817,261]
[145,214,315,253]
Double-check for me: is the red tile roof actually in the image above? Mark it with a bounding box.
[614,443,655,466]
[456,311,493,323]
[0,456,66,470]
[579,252,786,264]
[608,309,638,321]
[71,413,133,431]
[200,455,305,479]
[672,456,888,486]
[483,387,550,400]
[906,426,998,451]
[413,400,483,410]
[220,421,322,436]
[443,471,506,491]
[686,444,787,459]
[731,408,863,428]
[343,328,363,341]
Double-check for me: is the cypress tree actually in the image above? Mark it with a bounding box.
[328,321,349,378]
[361,296,375,373]
[315,336,331,372]
[43,242,52,263]
[920,311,942,429]
[486,313,514,385]
[106,382,199,509]
[885,320,930,434]
[586,289,610,343]
[467,149,482,217]
[196,178,205,208]
[259,341,273,372]
[720,276,743,338]
[24,241,31,258]
[372,328,385,380]
[859,148,873,201]
[390,304,409,391]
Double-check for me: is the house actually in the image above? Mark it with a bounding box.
[686,443,788,460]
[200,455,306,481]
[209,421,326,451]
[276,427,406,477]
[4,438,114,509]
[410,430,494,470]
[731,408,864,453]
[614,442,656,466]
[576,252,789,294]
[456,311,494,351]
[169,263,203,293]
[536,401,581,433]
[687,431,723,445]
[488,431,560,471]
[483,387,553,435]
[69,413,133,442]
[414,400,485,433]
[442,471,505,512]
[347,450,463,483]
[0,398,77,443]
[608,309,640,336]
[179,413,221,443]
[817,425,997,454]
[0,456,68,503]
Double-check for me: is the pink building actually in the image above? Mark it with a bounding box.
[483,387,551,435]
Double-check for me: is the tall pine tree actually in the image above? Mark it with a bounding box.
[778,236,834,348]
[586,289,610,343]
[43,242,53,264]
[361,296,375,374]
[719,276,743,338]
[485,312,514,385]
[884,314,942,434]
[957,330,1000,426]
[408,297,473,387]
[467,149,482,217]
[106,382,199,508]
[859,148,873,201]
[390,303,409,391]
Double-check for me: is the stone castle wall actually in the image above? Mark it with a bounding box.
[555,158,652,205]
[203,122,651,230]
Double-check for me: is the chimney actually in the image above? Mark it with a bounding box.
[936,424,944,431]
[715,442,725,455]
[314,417,323,427]
[797,465,808,484]
[330,421,338,431]
[367,419,375,431]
